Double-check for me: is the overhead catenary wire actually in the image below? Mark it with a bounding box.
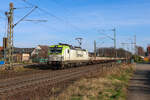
[49,0,71,14]
[14,0,29,7]
[0,9,5,14]
[48,0,85,32]
[13,6,38,28]
[37,8,84,33]
[0,9,7,20]
[14,6,33,9]
[37,0,76,25]
[13,0,66,34]
[23,19,47,23]
[12,0,41,21]
[20,0,87,34]
[98,30,114,40]
[0,16,6,20]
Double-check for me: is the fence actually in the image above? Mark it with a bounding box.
[32,58,48,63]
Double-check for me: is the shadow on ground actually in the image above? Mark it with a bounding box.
[137,62,150,64]
[24,64,52,70]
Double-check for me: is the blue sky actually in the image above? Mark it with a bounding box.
[0,0,150,52]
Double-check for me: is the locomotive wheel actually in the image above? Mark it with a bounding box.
[61,64,65,69]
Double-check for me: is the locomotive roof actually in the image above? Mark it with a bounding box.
[50,43,87,51]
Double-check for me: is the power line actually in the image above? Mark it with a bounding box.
[0,9,7,20]
[0,9,5,14]
[23,19,47,22]
[0,16,6,20]
[49,0,85,33]
[37,8,84,33]
[13,6,38,28]
[15,6,33,9]
[20,0,86,34]
[13,0,47,24]
[14,0,29,6]
[50,0,71,14]
[98,28,117,57]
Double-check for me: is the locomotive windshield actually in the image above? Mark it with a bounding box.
[50,47,62,54]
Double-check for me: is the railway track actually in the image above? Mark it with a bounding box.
[0,64,52,80]
[0,64,105,95]
[0,62,119,98]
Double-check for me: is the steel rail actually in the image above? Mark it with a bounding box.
[0,64,104,95]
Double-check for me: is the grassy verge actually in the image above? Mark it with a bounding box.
[0,65,33,73]
[50,64,135,100]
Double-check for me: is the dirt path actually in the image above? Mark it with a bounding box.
[127,64,150,100]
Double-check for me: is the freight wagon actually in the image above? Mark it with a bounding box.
[48,43,126,69]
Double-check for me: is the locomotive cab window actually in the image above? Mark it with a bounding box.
[50,47,62,54]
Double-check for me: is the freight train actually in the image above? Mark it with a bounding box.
[47,43,125,69]
[48,43,89,69]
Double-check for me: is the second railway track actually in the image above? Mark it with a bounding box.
[0,63,111,96]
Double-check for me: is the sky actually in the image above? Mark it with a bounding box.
[0,0,150,52]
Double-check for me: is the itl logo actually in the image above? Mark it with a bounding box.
[77,54,83,57]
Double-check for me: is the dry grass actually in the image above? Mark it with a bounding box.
[0,64,36,73]
[50,64,135,100]
[0,63,135,100]
[0,65,36,80]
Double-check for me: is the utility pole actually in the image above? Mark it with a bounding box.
[134,35,136,55]
[121,35,136,54]
[121,41,135,63]
[5,3,14,69]
[112,28,117,58]
[4,3,37,70]
[98,28,117,57]
[121,43,130,62]
[94,40,96,59]
[112,28,116,49]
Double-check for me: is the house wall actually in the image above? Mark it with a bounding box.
[22,54,30,61]
[31,46,41,56]
[13,54,22,62]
